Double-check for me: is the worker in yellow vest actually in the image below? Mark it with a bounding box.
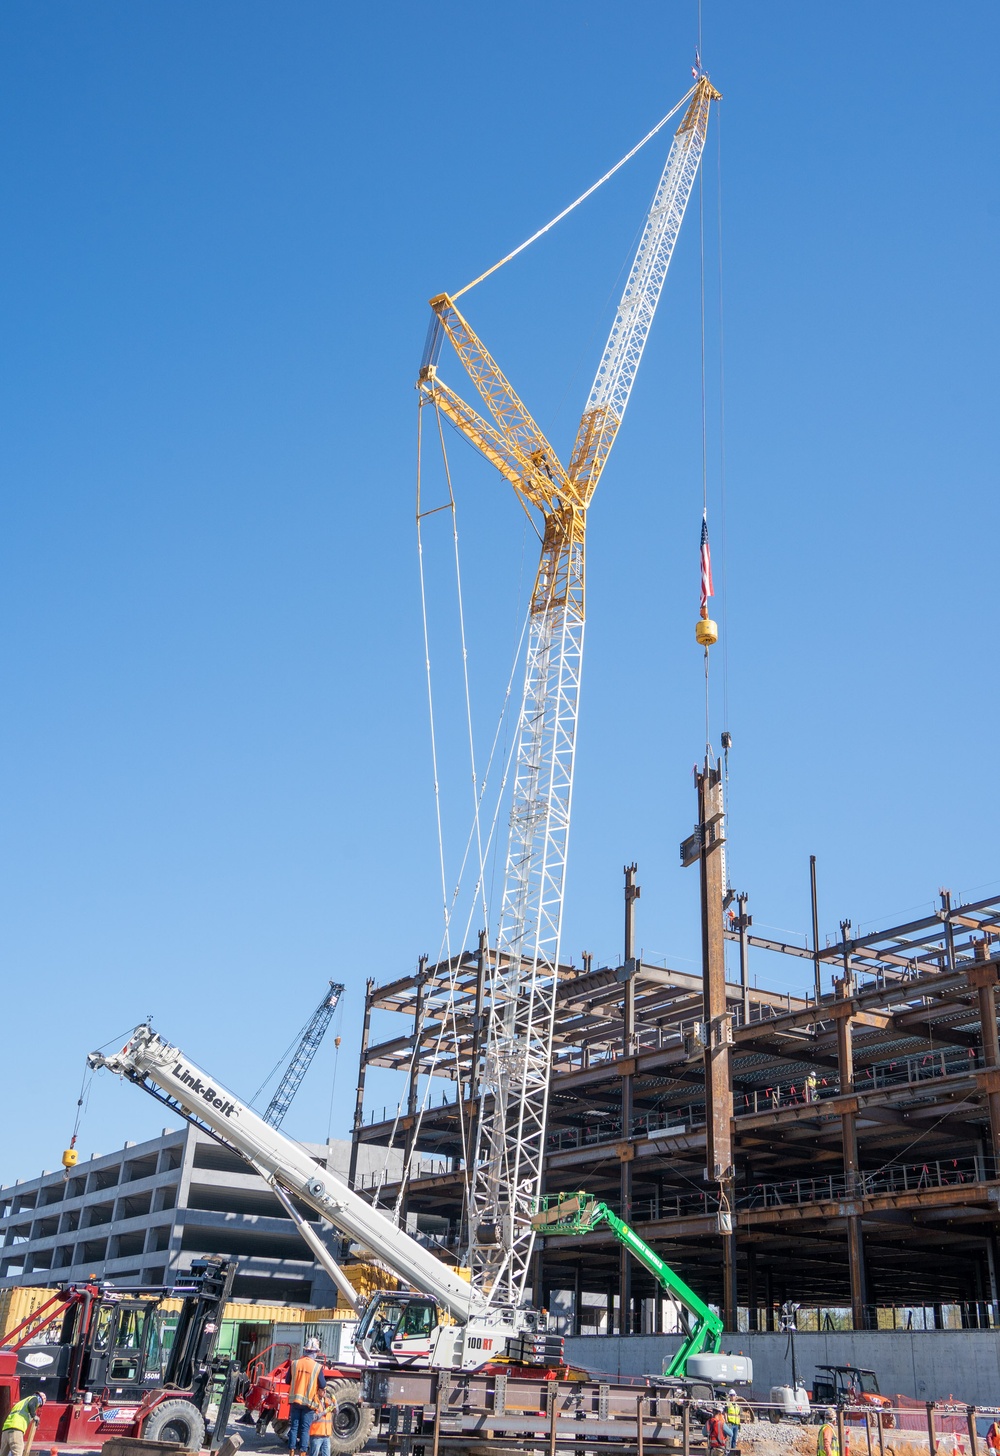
[724,1391,741,1450]
[1,1393,46,1456]
[817,1413,840,1456]
[308,1386,339,1456]
[287,1338,327,1456]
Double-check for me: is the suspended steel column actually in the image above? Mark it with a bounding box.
[690,760,736,1329]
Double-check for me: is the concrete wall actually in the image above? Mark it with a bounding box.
[563,1332,1000,1408]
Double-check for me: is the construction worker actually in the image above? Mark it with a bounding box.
[706,1404,728,1456]
[308,1385,338,1456]
[724,1390,741,1450]
[1,1393,46,1456]
[287,1338,326,1456]
[817,1411,840,1456]
[986,1419,1000,1453]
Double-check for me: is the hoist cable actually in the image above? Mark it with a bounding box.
[433,403,490,934]
[386,404,531,1216]
[415,401,452,945]
[699,123,711,757]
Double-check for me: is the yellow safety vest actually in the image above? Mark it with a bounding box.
[726,1403,741,1426]
[290,1356,321,1408]
[3,1399,39,1434]
[817,1424,840,1456]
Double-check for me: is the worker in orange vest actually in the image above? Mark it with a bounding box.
[308,1386,339,1456]
[288,1338,327,1456]
[986,1420,1000,1453]
[705,1406,728,1456]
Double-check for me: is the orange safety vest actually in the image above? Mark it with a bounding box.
[310,1394,336,1438]
[988,1426,1000,1451]
[290,1356,322,1408]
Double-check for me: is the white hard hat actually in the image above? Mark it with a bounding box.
[304,1337,322,1353]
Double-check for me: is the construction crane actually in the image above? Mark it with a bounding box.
[88,1025,553,1367]
[263,980,344,1128]
[417,74,720,1306]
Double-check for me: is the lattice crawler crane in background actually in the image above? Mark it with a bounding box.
[263,980,345,1129]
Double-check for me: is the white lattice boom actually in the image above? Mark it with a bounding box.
[417,76,719,1308]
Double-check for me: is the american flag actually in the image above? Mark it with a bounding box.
[700,512,714,610]
[692,50,702,78]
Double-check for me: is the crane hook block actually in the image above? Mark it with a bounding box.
[695,617,719,647]
[62,1148,79,1169]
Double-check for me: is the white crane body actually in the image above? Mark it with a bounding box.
[89,1025,556,1371]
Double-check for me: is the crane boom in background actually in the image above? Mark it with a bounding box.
[263,980,344,1129]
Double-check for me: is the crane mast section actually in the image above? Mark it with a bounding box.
[570,77,721,497]
[89,1025,491,1324]
[264,980,345,1129]
[469,562,583,1304]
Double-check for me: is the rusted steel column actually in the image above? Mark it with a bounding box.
[348,976,376,1188]
[401,955,429,1222]
[620,863,640,1330]
[836,982,868,1327]
[695,760,736,1328]
[735,892,752,1027]
[969,949,1000,1160]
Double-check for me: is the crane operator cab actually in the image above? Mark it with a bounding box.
[354,1293,438,1365]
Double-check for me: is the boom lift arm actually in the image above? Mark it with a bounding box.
[532,1194,723,1376]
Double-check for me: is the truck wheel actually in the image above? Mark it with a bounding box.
[143,1399,207,1450]
[326,1380,376,1455]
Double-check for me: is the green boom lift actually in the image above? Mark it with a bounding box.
[532,1193,748,1384]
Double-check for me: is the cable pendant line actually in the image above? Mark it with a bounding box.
[714,105,734,883]
[452,86,697,301]
[432,402,490,934]
[393,400,464,1212]
[415,400,452,943]
[391,406,535,1216]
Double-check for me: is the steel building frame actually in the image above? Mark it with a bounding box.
[349,882,1000,1331]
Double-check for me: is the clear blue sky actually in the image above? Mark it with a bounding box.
[1,2,997,1185]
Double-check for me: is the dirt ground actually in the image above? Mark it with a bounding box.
[738,1421,983,1456]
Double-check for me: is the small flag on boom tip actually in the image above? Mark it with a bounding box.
[700,511,714,614]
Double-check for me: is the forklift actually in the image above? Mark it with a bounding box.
[0,1255,239,1450]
